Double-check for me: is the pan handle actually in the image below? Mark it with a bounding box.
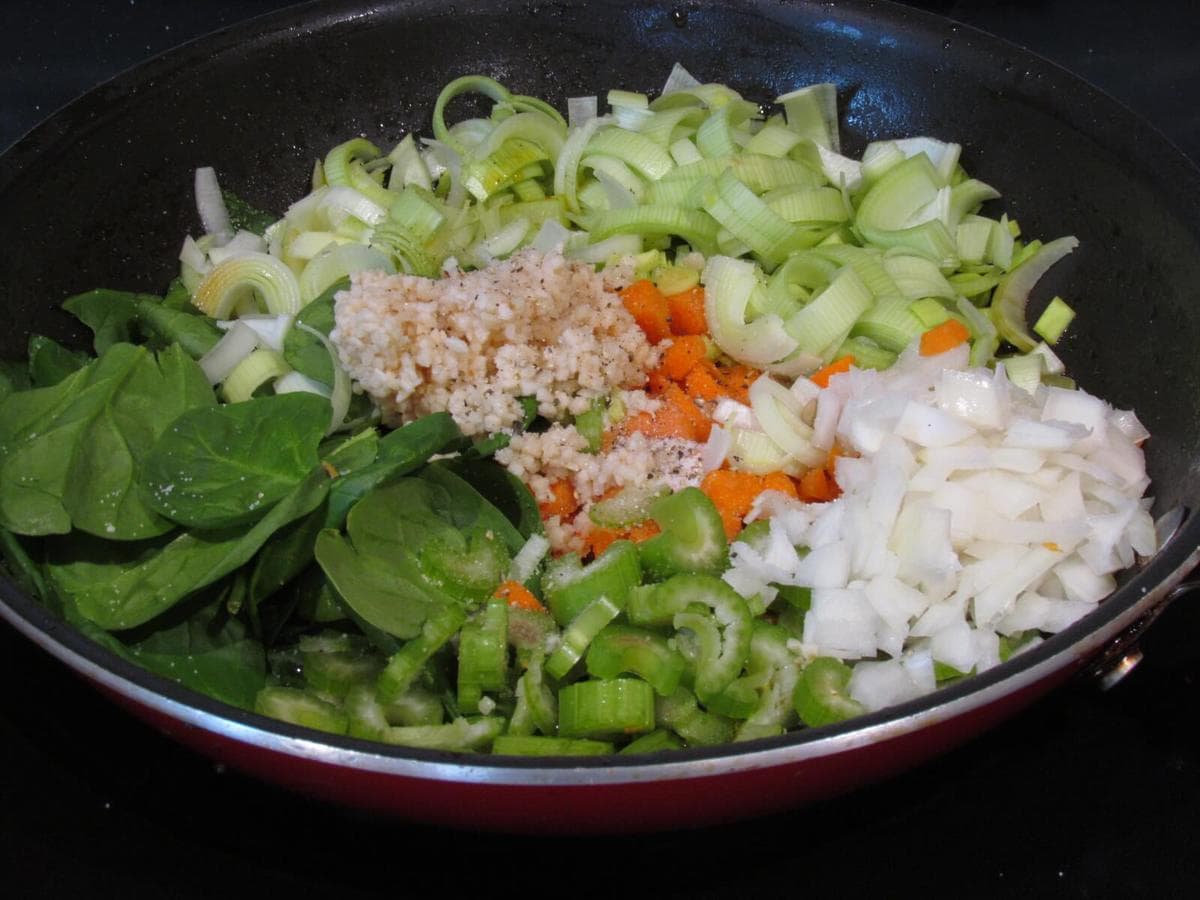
[1088,506,1195,690]
[1090,579,1198,689]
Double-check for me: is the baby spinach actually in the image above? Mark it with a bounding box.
[282,278,344,385]
[48,466,331,630]
[0,342,214,540]
[419,463,528,555]
[326,412,462,526]
[141,391,330,530]
[63,289,221,359]
[27,335,90,387]
[0,360,31,400]
[222,189,277,236]
[127,601,267,710]
[436,457,543,540]
[0,528,48,604]
[315,477,514,640]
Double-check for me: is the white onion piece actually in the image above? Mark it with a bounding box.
[700,425,731,473]
[508,534,551,584]
[217,314,293,352]
[273,371,332,397]
[198,321,259,385]
[179,235,210,275]
[531,219,573,253]
[567,96,598,129]
[661,61,702,96]
[194,166,231,238]
[296,323,350,435]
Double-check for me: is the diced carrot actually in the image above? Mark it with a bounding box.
[661,335,709,381]
[622,383,711,442]
[700,469,765,539]
[586,520,661,558]
[538,479,577,520]
[494,580,546,612]
[646,364,671,394]
[919,318,971,356]
[684,360,723,402]
[666,286,708,336]
[797,466,840,503]
[625,519,662,543]
[810,355,855,389]
[663,383,711,442]
[620,279,672,344]
[715,364,759,404]
[586,527,621,557]
[761,471,799,499]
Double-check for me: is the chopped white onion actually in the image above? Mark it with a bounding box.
[198,321,259,385]
[194,166,231,238]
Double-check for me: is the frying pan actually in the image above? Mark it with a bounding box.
[1,0,1198,834]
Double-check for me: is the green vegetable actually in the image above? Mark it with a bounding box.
[792,657,865,727]
[0,342,214,540]
[47,466,331,630]
[141,392,330,530]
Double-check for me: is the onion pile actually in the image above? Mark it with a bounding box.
[723,342,1156,712]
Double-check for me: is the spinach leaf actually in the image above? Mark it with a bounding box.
[62,289,142,353]
[48,466,331,630]
[419,463,527,554]
[222,189,277,236]
[320,427,379,476]
[0,359,31,400]
[0,527,48,603]
[27,335,90,387]
[161,277,194,311]
[133,300,222,358]
[127,601,267,709]
[245,497,329,629]
[282,279,344,385]
[326,412,462,526]
[0,342,214,539]
[437,457,544,540]
[63,289,221,358]
[140,392,329,530]
[314,528,439,640]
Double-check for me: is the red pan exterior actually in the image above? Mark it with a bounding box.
[3,0,1200,833]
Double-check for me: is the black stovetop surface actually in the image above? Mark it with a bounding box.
[2,2,1198,896]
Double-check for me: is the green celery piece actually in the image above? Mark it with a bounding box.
[376,717,505,751]
[619,728,684,754]
[586,623,687,697]
[546,594,622,680]
[573,399,606,454]
[457,598,509,714]
[140,392,330,530]
[255,686,349,735]
[638,487,728,581]
[382,683,446,727]
[300,632,385,699]
[492,735,613,756]
[0,342,214,540]
[655,686,735,746]
[661,573,753,702]
[49,466,331,630]
[376,604,467,702]
[557,678,656,740]
[793,657,865,727]
[543,539,642,626]
[1033,295,1076,344]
